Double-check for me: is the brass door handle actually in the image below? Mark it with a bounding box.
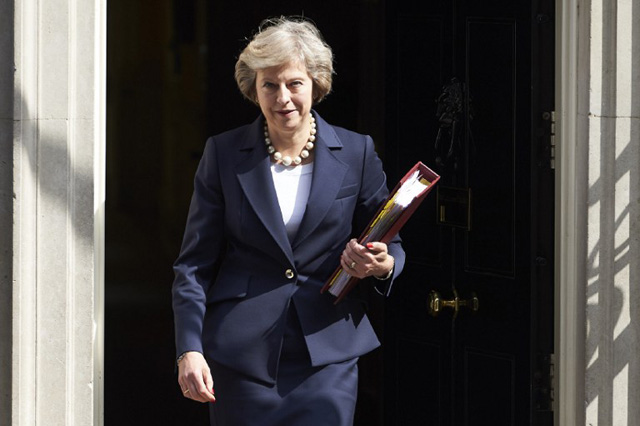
[428,289,479,317]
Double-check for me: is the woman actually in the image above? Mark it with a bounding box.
[172,16,405,425]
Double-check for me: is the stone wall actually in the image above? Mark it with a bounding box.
[0,0,106,424]
[584,0,640,424]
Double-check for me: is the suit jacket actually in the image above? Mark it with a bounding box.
[172,111,405,384]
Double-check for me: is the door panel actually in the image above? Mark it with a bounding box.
[393,15,448,272]
[464,349,516,425]
[465,18,517,276]
[384,1,555,425]
[397,337,445,425]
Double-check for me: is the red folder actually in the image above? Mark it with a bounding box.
[321,161,440,303]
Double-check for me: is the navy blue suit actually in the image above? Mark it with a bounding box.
[172,111,405,387]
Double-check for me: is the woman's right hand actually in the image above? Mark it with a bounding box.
[177,351,216,403]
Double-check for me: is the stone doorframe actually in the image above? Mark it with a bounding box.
[0,0,594,425]
[1,0,107,425]
[556,0,586,425]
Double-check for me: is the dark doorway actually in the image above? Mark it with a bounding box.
[105,1,386,425]
[105,0,556,424]
[383,1,555,425]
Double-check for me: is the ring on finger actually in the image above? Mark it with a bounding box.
[349,261,357,269]
[183,388,190,394]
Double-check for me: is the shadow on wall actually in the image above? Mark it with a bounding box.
[5,64,103,418]
[584,0,640,424]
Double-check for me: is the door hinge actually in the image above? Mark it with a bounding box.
[542,111,556,169]
[534,353,555,412]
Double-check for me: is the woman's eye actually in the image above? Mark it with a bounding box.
[262,82,275,89]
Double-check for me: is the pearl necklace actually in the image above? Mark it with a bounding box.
[264,114,316,166]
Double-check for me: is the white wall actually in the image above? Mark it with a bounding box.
[584,0,640,424]
[0,0,106,424]
[558,0,640,425]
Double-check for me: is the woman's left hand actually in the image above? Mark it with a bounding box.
[340,239,394,280]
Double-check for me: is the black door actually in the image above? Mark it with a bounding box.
[384,1,555,425]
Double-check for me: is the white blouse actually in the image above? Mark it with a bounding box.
[270,162,314,241]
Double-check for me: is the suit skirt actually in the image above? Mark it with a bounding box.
[208,303,359,426]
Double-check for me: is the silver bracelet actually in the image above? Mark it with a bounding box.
[373,265,393,281]
[176,352,189,366]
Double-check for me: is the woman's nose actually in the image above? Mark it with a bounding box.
[276,86,291,104]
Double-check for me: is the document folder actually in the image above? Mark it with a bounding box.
[321,161,440,304]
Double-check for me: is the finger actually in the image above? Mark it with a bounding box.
[180,384,191,397]
[179,370,198,400]
[185,382,210,403]
[365,241,388,254]
[340,256,364,278]
[180,374,211,403]
[203,369,216,402]
[341,251,358,267]
[342,241,357,258]
[340,256,355,271]
[185,369,213,403]
[347,240,368,260]
[195,382,215,403]
[349,245,380,267]
[344,247,378,278]
[178,378,192,399]
[181,382,202,402]
[343,241,379,278]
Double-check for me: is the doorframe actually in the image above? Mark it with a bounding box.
[91,1,588,425]
[556,0,586,425]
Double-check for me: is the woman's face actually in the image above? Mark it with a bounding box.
[255,62,314,137]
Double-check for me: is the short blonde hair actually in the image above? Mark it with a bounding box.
[235,17,334,105]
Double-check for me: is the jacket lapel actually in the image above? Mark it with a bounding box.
[292,114,348,248]
[235,116,295,265]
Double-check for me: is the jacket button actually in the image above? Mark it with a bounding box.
[285,269,295,279]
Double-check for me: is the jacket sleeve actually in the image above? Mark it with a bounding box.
[353,136,406,296]
[172,137,226,357]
